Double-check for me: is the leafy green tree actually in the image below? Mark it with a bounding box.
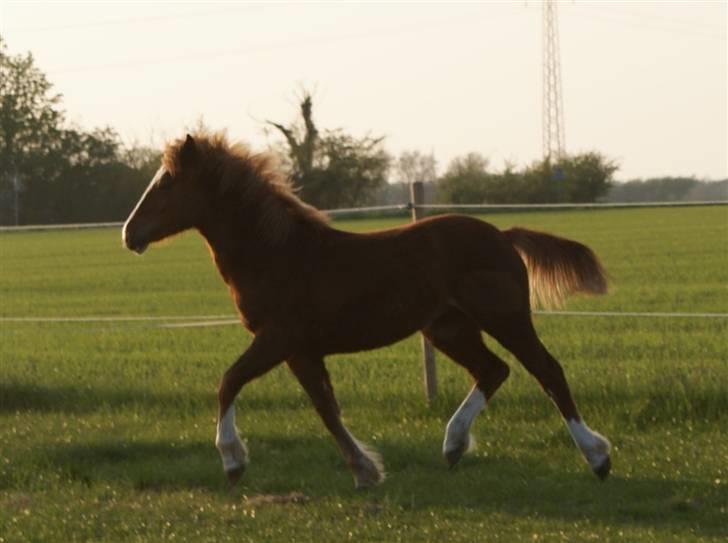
[0,37,156,224]
[307,130,390,209]
[436,153,493,204]
[551,152,617,203]
[268,93,390,209]
[604,176,724,202]
[436,151,616,205]
[36,130,161,223]
[0,36,65,223]
[122,143,163,184]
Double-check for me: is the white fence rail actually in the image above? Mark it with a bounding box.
[2,186,725,401]
[416,200,728,210]
[2,310,726,324]
[1,199,725,233]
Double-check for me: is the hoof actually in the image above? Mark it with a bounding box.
[354,470,385,489]
[353,465,384,489]
[217,437,249,483]
[226,465,245,485]
[444,432,471,468]
[593,456,611,481]
[354,476,378,490]
[352,456,385,489]
[444,445,467,468]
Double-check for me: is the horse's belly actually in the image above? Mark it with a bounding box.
[315,295,441,354]
[321,320,420,354]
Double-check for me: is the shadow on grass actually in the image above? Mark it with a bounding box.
[26,434,727,538]
[0,382,308,414]
[4,380,726,428]
[42,440,224,492]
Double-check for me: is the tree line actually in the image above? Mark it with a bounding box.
[1,38,724,226]
[604,177,727,203]
[0,38,160,225]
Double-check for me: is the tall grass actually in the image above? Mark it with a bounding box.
[1,206,726,542]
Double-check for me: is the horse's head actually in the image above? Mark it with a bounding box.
[122,134,207,254]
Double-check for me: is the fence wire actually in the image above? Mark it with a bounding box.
[2,310,726,326]
[1,200,726,232]
[2,200,725,325]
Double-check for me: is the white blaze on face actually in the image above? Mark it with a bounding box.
[122,166,167,251]
[443,386,486,455]
[134,166,166,212]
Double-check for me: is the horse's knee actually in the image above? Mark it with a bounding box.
[489,358,510,387]
[473,356,510,400]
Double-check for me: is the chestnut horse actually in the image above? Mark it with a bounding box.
[122,132,612,488]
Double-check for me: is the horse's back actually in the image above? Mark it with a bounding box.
[325,213,523,282]
[302,214,527,353]
[405,214,524,273]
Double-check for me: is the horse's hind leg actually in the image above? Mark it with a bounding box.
[480,311,612,479]
[287,355,384,488]
[423,309,511,467]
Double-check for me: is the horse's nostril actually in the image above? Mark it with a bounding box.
[131,243,148,255]
[122,223,148,254]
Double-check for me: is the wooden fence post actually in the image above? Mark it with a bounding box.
[409,181,438,402]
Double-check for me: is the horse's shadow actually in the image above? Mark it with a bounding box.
[0,381,305,415]
[36,434,725,538]
[4,380,724,536]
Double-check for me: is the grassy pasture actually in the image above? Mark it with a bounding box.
[0,206,726,542]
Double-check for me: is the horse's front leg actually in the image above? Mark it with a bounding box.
[216,334,285,483]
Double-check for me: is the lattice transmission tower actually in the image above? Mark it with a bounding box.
[542,0,565,160]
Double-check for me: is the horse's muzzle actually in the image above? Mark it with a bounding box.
[122,222,148,255]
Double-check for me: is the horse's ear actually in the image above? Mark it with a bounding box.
[180,134,198,167]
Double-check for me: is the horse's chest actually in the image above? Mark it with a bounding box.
[228,278,294,333]
[229,285,263,330]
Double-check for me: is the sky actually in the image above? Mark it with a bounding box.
[1,1,726,182]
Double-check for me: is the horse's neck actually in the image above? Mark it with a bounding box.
[197,206,257,276]
[197,201,302,285]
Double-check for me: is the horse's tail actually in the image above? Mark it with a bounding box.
[502,227,608,309]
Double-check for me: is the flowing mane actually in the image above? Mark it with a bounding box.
[163,130,328,243]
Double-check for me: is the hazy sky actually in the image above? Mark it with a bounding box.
[1,1,726,181]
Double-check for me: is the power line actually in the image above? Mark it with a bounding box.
[565,5,726,41]
[4,6,264,33]
[44,11,504,75]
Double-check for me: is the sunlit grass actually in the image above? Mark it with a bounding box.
[1,206,727,542]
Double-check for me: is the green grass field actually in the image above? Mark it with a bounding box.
[1,206,726,542]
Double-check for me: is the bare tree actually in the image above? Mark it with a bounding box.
[396,150,437,185]
[267,91,390,209]
[267,91,318,182]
